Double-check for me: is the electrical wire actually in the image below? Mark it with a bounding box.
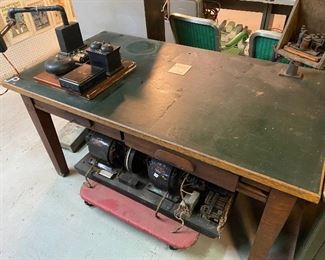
[180,174,192,199]
[2,53,20,77]
[155,191,168,219]
[173,174,192,233]
[83,159,99,188]
[1,53,20,96]
[0,88,8,96]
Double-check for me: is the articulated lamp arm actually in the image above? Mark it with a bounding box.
[0,5,69,53]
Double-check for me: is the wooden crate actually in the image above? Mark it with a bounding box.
[276,0,325,69]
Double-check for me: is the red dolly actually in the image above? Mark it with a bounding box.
[80,180,200,250]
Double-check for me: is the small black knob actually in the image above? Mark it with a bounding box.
[90,41,102,50]
[101,43,114,52]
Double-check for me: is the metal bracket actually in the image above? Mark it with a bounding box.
[279,61,303,79]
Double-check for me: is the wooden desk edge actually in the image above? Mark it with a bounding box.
[4,81,324,204]
[319,162,325,201]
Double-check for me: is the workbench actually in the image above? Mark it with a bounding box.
[4,31,325,259]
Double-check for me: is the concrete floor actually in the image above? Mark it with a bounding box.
[1,90,291,260]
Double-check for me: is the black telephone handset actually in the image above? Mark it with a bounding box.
[44,56,76,75]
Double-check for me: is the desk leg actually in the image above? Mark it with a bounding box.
[248,189,297,260]
[22,96,69,176]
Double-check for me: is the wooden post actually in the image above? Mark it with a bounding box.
[143,0,165,41]
[249,189,297,260]
[22,96,69,176]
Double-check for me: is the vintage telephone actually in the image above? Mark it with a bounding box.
[0,5,83,74]
[0,5,126,95]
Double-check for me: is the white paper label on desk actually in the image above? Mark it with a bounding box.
[168,63,192,75]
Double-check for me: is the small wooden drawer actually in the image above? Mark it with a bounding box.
[33,100,122,141]
[124,134,239,192]
[89,123,122,141]
[34,100,92,128]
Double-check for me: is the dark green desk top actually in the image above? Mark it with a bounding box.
[4,32,325,203]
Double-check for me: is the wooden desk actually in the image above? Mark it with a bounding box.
[4,31,325,259]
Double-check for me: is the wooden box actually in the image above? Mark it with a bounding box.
[276,0,325,69]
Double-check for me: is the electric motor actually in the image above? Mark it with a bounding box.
[87,132,125,168]
[147,158,182,194]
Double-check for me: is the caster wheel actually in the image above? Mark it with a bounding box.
[84,201,94,207]
[169,246,178,250]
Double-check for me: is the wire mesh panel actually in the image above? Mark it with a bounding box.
[253,36,279,61]
[0,28,59,81]
[173,19,217,50]
[0,0,75,82]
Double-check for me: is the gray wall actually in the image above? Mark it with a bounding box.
[72,0,147,39]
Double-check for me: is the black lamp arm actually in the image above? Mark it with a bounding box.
[0,19,15,52]
[1,5,70,53]
[7,5,69,26]
[0,19,15,37]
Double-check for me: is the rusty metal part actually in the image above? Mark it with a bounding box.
[300,35,312,50]
[200,189,234,235]
[0,19,15,36]
[310,33,325,53]
[296,25,308,48]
